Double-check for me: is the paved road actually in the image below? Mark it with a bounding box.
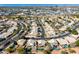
[0,29,7,34]
[0,20,79,52]
[35,17,45,38]
[0,21,27,51]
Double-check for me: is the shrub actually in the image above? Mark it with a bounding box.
[69,49,76,53]
[61,51,68,54]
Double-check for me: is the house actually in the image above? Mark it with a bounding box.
[17,39,26,46]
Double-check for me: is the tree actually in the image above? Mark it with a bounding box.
[16,47,25,54]
[17,16,24,20]
[25,47,32,54]
[75,40,79,46]
[5,48,14,53]
[44,42,52,54]
[67,27,78,35]
[67,27,72,32]
[71,30,78,35]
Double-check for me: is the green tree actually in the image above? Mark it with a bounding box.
[75,40,79,46]
[17,47,25,54]
[71,30,78,35]
[5,48,14,53]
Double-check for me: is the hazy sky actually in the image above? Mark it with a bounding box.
[0,4,79,7]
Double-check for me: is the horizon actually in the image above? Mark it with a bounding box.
[0,4,79,7]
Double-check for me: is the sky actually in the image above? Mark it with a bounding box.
[0,4,79,7]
